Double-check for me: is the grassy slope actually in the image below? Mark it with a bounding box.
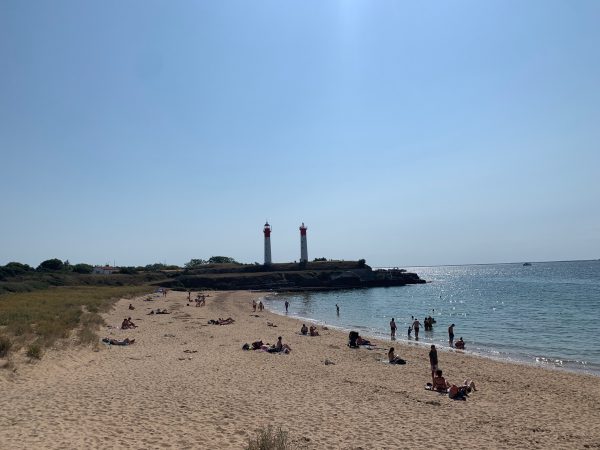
[0,284,154,357]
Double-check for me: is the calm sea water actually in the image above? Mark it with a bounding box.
[262,260,600,375]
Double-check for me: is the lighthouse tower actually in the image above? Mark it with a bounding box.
[299,222,308,263]
[263,221,272,265]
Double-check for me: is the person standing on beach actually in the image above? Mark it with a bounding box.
[448,324,455,347]
[429,345,438,383]
[412,318,421,339]
[252,299,257,312]
[285,300,289,313]
[336,304,340,315]
[390,318,397,340]
[258,301,264,312]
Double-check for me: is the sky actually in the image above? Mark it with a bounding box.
[1,1,599,268]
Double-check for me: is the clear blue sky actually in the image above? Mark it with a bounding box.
[1,1,599,268]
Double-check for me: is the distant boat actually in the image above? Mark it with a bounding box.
[523,262,532,266]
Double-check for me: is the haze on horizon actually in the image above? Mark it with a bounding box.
[1,1,599,268]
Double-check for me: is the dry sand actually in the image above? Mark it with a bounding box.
[2,290,600,449]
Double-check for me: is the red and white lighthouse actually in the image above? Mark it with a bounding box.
[299,222,308,263]
[263,221,272,265]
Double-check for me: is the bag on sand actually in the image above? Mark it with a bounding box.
[348,331,359,348]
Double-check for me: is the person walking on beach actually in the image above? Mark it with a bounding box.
[429,345,438,383]
[285,300,289,313]
[258,301,264,312]
[336,304,340,315]
[448,324,455,347]
[390,318,397,340]
[252,299,257,312]
[412,318,421,339]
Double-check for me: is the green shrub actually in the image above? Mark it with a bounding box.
[246,426,298,450]
[0,335,12,358]
[36,258,65,272]
[72,263,94,274]
[26,343,42,359]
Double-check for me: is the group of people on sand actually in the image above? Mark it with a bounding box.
[243,336,292,354]
[148,308,170,315]
[428,344,476,399]
[348,331,372,348]
[208,317,235,325]
[300,324,319,336]
[252,299,264,312]
[121,317,137,329]
[429,369,476,400]
[186,291,207,307]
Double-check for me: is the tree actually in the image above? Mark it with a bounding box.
[184,259,207,269]
[72,263,94,274]
[36,258,65,272]
[208,256,239,264]
[5,262,33,273]
[0,262,34,279]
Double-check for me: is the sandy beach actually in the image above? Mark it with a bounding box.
[2,290,600,449]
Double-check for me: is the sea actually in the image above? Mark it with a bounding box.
[262,260,600,376]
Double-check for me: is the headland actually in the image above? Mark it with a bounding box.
[160,260,426,291]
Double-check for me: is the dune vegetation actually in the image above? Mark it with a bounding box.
[0,285,152,359]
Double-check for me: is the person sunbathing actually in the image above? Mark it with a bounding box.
[300,324,308,335]
[121,318,136,329]
[269,336,291,353]
[309,326,319,336]
[448,384,471,400]
[208,317,235,325]
[432,369,451,392]
[128,304,135,310]
[387,347,405,364]
[102,337,135,346]
[356,336,372,346]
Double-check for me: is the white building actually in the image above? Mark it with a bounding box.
[92,265,118,275]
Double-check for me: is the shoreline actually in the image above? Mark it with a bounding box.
[2,289,599,449]
[263,302,600,379]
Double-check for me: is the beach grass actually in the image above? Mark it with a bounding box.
[0,285,152,354]
[246,426,300,450]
